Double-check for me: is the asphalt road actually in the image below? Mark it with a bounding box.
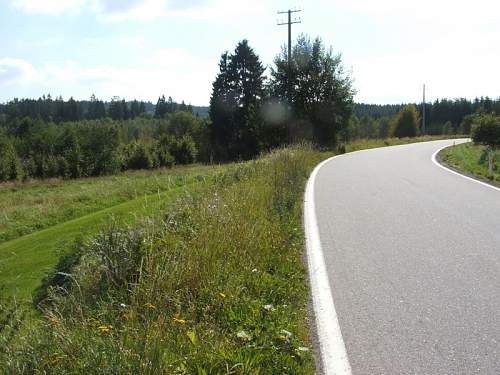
[314,139,500,374]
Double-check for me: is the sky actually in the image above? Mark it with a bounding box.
[0,0,499,106]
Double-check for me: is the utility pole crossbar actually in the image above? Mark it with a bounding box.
[277,9,302,67]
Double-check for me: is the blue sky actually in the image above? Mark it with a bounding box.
[1,0,498,105]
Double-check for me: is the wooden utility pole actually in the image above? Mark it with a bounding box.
[278,9,301,140]
[278,9,301,101]
[422,84,426,134]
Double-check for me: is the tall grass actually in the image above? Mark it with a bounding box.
[0,165,224,244]
[1,146,323,374]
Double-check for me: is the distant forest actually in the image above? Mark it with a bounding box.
[2,95,498,130]
[0,95,209,123]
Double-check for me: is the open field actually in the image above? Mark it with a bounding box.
[0,165,224,244]
[441,142,500,185]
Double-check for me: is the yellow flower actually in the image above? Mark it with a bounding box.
[143,302,156,310]
[218,292,226,299]
[49,352,65,365]
[47,316,60,328]
[97,325,112,334]
[173,317,187,325]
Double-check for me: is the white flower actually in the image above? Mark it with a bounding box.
[263,304,275,312]
[251,268,258,273]
[120,303,126,308]
[236,330,251,341]
[280,329,293,339]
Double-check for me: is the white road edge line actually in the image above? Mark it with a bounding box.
[432,141,500,192]
[304,154,352,375]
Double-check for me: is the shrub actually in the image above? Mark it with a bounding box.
[123,142,153,170]
[0,136,24,181]
[471,113,500,178]
[390,105,420,138]
[169,135,197,165]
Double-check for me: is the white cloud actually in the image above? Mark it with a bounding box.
[0,58,37,85]
[0,49,214,104]
[11,0,269,21]
[90,0,167,21]
[11,0,85,15]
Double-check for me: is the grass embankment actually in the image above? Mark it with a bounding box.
[0,166,223,244]
[0,166,225,299]
[1,146,324,373]
[441,142,500,186]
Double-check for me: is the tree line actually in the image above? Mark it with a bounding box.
[0,95,204,124]
[350,97,500,140]
[1,33,498,182]
[0,113,204,181]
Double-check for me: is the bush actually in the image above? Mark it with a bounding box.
[472,113,500,178]
[169,135,197,165]
[0,136,24,181]
[390,105,420,138]
[123,142,153,170]
[472,114,500,148]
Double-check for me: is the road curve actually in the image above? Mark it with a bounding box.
[312,139,500,374]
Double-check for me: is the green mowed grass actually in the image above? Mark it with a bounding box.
[441,142,500,184]
[0,165,228,299]
[0,185,197,299]
[0,165,223,244]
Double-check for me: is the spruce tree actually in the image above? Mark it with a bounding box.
[209,40,265,160]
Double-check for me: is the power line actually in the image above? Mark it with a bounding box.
[277,9,302,68]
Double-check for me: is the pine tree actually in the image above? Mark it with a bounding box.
[209,40,265,160]
[155,95,166,118]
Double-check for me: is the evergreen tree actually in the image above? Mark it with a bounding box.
[155,95,167,118]
[209,40,265,160]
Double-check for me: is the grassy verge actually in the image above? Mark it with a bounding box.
[440,142,500,185]
[1,146,324,373]
[0,184,200,299]
[0,136,463,373]
[0,165,224,244]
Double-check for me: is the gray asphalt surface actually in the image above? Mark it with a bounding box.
[315,139,500,374]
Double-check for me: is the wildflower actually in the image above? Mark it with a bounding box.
[281,329,293,339]
[49,352,65,365]
[97,325,112,334]
[120,303,127,308]
[236,330,251,341]
[278,329,293,343]
[47,316,60,328]
[143,302,156,310]
[251,268,258,273]
[262,304,275,312]
[173,317,187,325]
[219,292,226,299]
